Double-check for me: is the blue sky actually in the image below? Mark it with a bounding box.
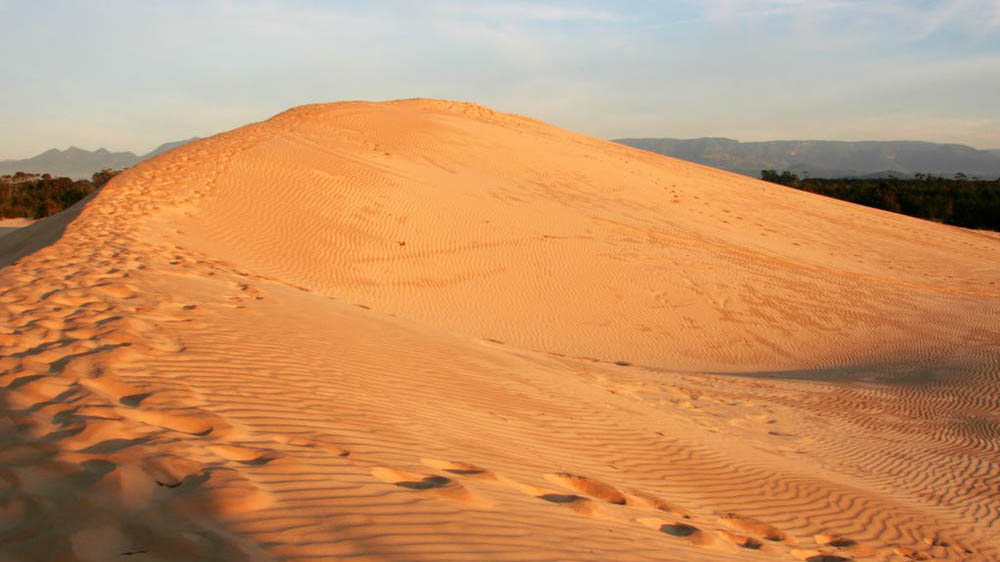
[1,0,998,158]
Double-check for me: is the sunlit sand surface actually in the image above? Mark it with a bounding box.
[1,99,997,561]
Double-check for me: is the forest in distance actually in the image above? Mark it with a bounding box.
[0,170,118,219]
[760,170,999,231]
[2,167,998,232]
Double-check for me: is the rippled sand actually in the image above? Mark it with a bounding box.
[1,99,997,561]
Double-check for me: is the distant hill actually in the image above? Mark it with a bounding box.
[9,135,1000,181]
[615,138,1000,179]
[0,147,139,179]
[0,138,199,179]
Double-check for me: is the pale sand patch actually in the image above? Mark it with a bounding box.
[0,99,997,561]
[0,217,35,238]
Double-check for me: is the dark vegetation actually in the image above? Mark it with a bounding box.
[0,169,119,219]
[760,170,1000,231]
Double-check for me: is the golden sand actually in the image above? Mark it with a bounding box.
[1,99,997,561]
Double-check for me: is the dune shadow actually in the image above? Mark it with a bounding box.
[119,392,152,408]
[79,437,151,454]
[704,359,969,387]
[537,493,586,504]
[396,475,452,490]
[659,523,698,537]
[0,188,99,269]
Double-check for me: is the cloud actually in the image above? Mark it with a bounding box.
[671,0,1000,36]
[853,0,1000,37]
[682,0,850,22]
[1,0,998,156]
[443,2,624,23]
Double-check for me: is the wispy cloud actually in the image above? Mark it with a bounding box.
[852,0,1000,37]
[1,0,998,156]
[442,2,624,23]
[698,0,850,18]
[668,0,1000,34]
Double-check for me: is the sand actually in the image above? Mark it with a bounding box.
[1,99,997,561]
[0,218,36,239]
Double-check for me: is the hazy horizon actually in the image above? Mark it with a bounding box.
[6,130,1000,163]
[2,0,999,158]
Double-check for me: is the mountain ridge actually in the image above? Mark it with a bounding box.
[8,135,1000,181]
[615,137,1000,179]
[0,138,200,178]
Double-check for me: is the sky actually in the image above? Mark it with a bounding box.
[1,0,999,158]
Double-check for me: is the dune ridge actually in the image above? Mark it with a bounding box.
[1,99,998,561]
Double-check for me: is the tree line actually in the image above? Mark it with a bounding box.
[760,170,1000,231]
[4,166,998,232]
[0,169,119,219]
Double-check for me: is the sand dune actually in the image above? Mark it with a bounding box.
[1,99,998,561]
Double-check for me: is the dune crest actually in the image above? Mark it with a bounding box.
[1,99,998,561]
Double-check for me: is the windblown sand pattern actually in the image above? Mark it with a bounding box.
[1,99,998,561]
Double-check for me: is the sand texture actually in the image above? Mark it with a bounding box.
[1,99,998,561]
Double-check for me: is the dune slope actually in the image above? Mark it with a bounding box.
[1,99,998,562]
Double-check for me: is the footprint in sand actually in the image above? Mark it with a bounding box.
[534,492,598,516]
[421,458,497,479]
[628,489,692,519]
[814,533,856,548]
[92,283,138,300]
[810,534,883,559]
[420,460,695,522]
[638,517,715,547]
[371,466,490,507]
[77,372,215,437]
[890,545,934,560]
[208,443,278,466]
[76,377,151,408]
[373,455,894,562]
[718,512,788,542]
[225,282,264,305]
[658,522,698,537]
[716,529,766,550]
[277,435,351,457]
[117,408,213,436]
[141,454,207,488]
[544,472,628,505]
[494,476,603,517]
[98,385,234,439]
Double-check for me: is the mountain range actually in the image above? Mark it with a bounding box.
[5,136,1000,181]
[615,138,1000,179]
[0,138,199,179]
